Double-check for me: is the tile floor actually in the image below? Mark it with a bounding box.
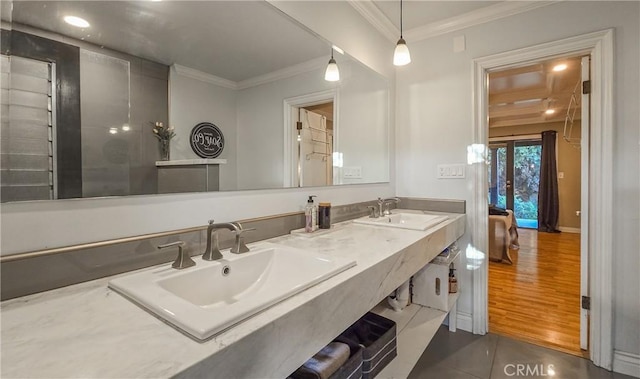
[408,326,636,379]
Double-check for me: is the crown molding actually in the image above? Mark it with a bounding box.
[349,0,558,45]
[346,0,398,43]
[172,64,238,90]
[236,56,327,90]
[172,57,326,91]
[405,1,558,42]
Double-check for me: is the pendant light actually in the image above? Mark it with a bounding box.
[324,48,340,82]
[393,0,411,66]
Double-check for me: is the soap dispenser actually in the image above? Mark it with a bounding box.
[449,266,458,294]
[305,196,318,232]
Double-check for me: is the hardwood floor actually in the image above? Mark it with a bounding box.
[488,228,585,357]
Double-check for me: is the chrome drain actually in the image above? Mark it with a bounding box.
[222,265,231,276]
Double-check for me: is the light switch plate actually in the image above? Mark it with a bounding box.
[437,164,466,179]
[343,166,362,179]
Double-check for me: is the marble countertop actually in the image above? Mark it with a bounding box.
[155,158,227,166]
[0,211,465,378]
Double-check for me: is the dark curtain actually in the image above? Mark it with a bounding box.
[538,130,560,232]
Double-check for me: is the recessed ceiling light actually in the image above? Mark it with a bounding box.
[332,45,344,55]
[121,124,131,132]
[552,63,567,72]
[545,109,555,115]
[109,127,118,134]
[64,15,90,28]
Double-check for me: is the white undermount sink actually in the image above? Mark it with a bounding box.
[108,242,356,340]
[353,211,448,231]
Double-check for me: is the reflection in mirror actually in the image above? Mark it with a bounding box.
[1,1,389,202]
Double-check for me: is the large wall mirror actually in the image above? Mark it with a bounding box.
[1,0,390,202]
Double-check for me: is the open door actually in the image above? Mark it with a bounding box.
[579,55,590,351]
[297,108,333,187]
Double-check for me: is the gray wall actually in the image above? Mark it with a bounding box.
[8,26,169,198]
[79,48,169,197]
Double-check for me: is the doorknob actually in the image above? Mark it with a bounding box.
[506,180,511,189]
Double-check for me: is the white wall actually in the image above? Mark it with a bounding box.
[395,0,639,359]
[0,1,396,255]
[235,66,332,190]
[336,59,390,185]
[235,57,390,190]
[169,67,238,191]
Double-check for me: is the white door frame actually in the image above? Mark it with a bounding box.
[283,89,338,187]
[470,29,614,369]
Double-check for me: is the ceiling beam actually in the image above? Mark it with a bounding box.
[489,64,544,79]
[489,87,552,105]
[490,111,581,128]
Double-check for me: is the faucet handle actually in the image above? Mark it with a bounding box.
[231,228,255,254]
[158,241,196,269]
[367,205,379,218]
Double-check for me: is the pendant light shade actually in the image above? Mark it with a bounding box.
[393,0,411,66]
[394,38,411,66]
[324,49,340,82]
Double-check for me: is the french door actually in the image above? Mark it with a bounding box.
[488,138,542,228]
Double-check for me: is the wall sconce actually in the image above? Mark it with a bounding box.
[324,48,340,82]
[393,0,411,66]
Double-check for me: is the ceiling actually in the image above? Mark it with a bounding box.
[488,56,583,129]
[10,1,329,82]
[10,0,576,128]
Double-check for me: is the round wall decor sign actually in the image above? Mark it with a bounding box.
[189,122,225,158]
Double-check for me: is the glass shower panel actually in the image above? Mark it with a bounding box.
[80,49,130,197]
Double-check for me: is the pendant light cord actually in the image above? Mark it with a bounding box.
[400,0,403,38]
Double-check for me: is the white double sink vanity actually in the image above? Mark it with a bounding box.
[1,209,465,378]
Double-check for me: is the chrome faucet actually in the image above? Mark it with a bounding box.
[202,220,234,260]
[377,197,401,217]
[203,220,254,259]
[158,241,196,269]
[231,225,255,254]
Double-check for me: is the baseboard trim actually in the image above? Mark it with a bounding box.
[558,226,581,233]
[613,350,640,378]
[457,312,473,333]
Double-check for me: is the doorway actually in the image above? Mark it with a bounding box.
[486,55,585,355]
[297,103,334,187]
[470,29,614,369]
[283,89,337,188]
